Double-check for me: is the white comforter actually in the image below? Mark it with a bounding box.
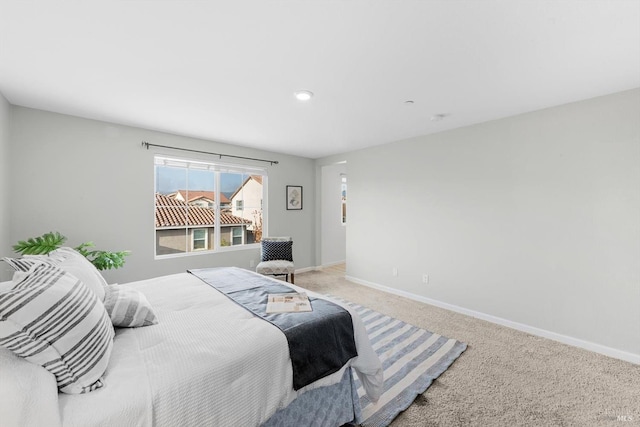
[1,270,382,427]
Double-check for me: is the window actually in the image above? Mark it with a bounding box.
[154,156,266,257]
[232,227,243,246]
[192,228,207,250]
[341,176,347,225]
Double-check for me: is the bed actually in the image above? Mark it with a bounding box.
[0,259,383,427]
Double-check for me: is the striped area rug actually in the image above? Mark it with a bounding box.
[333,297,467,427]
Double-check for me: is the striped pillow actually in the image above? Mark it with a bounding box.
[104,285,158,327]
[3,255,56,272]
[0,262,114,394]
[3,248,108,302]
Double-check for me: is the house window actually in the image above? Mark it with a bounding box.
[341,176,347,225]
[232,227,243,245]
[154,156,267,257]
[192,228,207,250]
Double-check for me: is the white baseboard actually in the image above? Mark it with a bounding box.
[346,275,640,366]
[294,263,343,274]
[320,260,346,268]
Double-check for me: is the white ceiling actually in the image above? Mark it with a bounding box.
[1,1,639,159]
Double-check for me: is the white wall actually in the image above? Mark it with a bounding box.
[326,89,640,358]
[8,107,316,284]
[0,93,11,280]
[320,162,347,265]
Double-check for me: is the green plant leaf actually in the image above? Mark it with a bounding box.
[87,250,131,270]
[12,231,67,255]
[12,232,130,271]
[73,242,95,257]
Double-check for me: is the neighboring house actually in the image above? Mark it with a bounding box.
[230,175,263,228]
[155,193,252,255]
[170,190,231,211]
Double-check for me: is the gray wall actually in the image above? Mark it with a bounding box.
[322,89,640,357]
[4,89,638,360]
[8,107,316,284]
[0,94,10,280]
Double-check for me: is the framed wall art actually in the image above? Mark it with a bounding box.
[286,185,303,210]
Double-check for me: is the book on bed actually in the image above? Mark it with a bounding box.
[266,292,312,313]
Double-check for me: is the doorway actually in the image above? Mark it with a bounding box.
[320,162,347,272]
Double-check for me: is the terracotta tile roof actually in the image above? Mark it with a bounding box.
[174,190,230,204]
[155,193,252,228]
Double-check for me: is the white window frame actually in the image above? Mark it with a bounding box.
[154,155,268,259]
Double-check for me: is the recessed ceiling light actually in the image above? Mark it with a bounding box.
[294,90,314,101]
[404,100,414,105]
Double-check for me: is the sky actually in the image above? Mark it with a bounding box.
[156,166,245,196]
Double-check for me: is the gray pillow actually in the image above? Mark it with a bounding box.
[104,284,158,327]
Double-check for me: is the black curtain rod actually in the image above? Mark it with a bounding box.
[141,141,279,165]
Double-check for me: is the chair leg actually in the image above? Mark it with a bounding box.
[290,273,294,284]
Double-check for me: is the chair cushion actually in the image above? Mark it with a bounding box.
[256,260,295,275]
[261,240,293,262]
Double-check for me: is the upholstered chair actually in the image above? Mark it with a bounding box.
[255,237,295,284]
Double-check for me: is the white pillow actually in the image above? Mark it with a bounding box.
[0,262,114,394]
[104,284,158,327]
[48,247,108,301]
[0,281,13,292]
[0,347,62,427]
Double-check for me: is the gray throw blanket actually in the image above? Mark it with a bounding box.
[188,267,358,390]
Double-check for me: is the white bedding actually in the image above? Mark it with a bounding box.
[46,270,383,427]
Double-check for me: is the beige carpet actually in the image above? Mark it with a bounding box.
[295,266,640,427]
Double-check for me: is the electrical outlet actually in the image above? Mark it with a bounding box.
[422,274,429,284]
[392,267,398,277]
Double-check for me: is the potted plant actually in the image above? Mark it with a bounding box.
[12,231,130,271]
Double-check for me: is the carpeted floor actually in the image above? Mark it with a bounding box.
[295,266,640,427]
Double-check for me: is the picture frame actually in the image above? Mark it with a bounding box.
[286,185,303,210]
